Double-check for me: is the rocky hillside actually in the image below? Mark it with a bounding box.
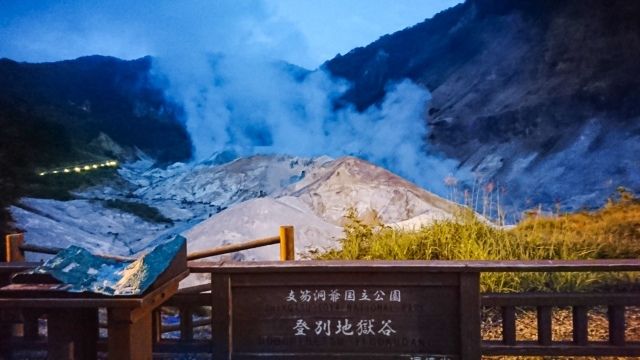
[0,55,192,233]
[12,155,461,261]
[282,156,458,224]
[325,0,640,212]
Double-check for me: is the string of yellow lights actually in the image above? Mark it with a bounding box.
[38,160,119,176]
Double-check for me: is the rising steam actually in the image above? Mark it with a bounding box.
[96,0,465,195]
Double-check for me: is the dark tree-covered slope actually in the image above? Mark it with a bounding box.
[0,55,192,232]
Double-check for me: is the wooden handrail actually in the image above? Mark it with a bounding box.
[482,292,640,306]
[177,283,210,294]
[19,243,62,255]
[186,235,280,261]
[186,225,295,261]
[18,243,135,262]
[187,259,640,273]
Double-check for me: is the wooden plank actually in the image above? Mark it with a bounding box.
[188,259,640,274]
[4,234,25,262]
[501,306,516,345]
[481,341,640,356]
[179,306,193,342]
[482,293,640,307]
[224,270,461,358]
[144,270,189,304]
[231,272,458,287]
[18,243,61,255]
[608,305,626,346]
[0,263,38,272]
[212,274,231,360]
[153,339,212,354]
[537,306,552,345]
[188,236,280,261]
[107,309,152,360]
[279,226,295,261]
[572,305,588,345]
[459,273,481,360]
[48,309,98,360]
[177,283,211,294]
[22,308,41,341]
[152,310,162,344]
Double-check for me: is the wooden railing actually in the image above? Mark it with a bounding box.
[4,226,295,262]
[186,225,294,261]
[3,230,640,358]
[158,260,640,358]
[152,225,295,350]
[481,292,640,356]
[1,227,295,356]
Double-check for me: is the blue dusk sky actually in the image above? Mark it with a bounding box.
[0,0,463,68]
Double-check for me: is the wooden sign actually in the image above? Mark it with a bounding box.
[210,262,480,359]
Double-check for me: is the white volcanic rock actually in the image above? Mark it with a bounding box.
[10,198,166,260]
[281,156,460,225]
[123,155,331,212]
[184,197,341,259]
[181,196,341,287]
[11,154,462,267]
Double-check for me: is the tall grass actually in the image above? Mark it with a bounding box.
[317,191,640,293]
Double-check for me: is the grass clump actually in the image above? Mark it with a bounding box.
[103,199,173,225]
[317,190,640,293]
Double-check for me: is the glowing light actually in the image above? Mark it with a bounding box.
[38,159,117,176]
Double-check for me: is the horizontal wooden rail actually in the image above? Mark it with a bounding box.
[187,235,280,261]
[177,283,210,294]
[18,243,134,262]
[161,318,210,333]
[482,292,640,307]
[187,259,640,273]
[19,243,62,255]
[187,225,294,261]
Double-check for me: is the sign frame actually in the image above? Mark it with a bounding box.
[210,262,480,360]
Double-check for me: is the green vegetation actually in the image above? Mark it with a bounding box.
[317,189,640,293]
[103,199,173,225]
[22,168,119,201]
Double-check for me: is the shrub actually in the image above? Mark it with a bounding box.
[317,195,640,293]
[103,199,173,225]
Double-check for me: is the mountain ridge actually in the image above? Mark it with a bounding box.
[324,0,640,211]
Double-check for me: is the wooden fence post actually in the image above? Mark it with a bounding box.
[279,226,294,261]
[4,233,25,262]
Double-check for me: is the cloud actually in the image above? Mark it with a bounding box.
[0,0,309,66]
